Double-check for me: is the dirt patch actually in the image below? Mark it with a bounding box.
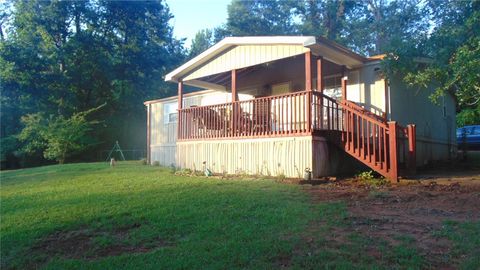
[31,222,172,263]
[304,177,480,268]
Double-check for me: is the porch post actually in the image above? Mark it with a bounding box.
[341,66,347,101]
[384,78,389,120]
[407,124,417,175]
[231,69,237,136]
[305,52,312,132]
[388,121,399,182]
[316,57,323,92]
[305,51,312,91]
[231,69,237,101]
[316,57,323,129]
[177,81,183,140]
[178,81,183,109]
[147,104,151,164]
[341,69,348,133]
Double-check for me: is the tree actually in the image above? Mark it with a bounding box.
[188,29,214,59]
[1,0,185,167]
[344,0,429,56]
[214,0,298,40]
[18,105,104,164]
[389,1,480,126]
[295,0,357,43]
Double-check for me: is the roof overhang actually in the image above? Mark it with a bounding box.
[165,36,367,84]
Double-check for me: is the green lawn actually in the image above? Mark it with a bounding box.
[0,162,473,269]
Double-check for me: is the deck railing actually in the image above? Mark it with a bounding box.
[177,89,416,181]
[312,91,343,131]
[341,100,393,178]
[177,90,347,140]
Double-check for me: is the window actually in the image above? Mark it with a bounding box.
[164,102,178,124]
[168,112,178,123]
[272,82,291,95]
[323,74,342,100]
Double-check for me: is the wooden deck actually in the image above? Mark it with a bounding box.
[177,89,416,181]
[177,90,342,140]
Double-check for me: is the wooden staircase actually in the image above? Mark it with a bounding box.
[340,101,395,180]
[340,100,417,182]
[313,92,417,182]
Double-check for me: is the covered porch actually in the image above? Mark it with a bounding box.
[174,44,360,141]
[158,36,417,180]
[177,89,342,140]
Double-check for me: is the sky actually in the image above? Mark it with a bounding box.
[167,0,230,48]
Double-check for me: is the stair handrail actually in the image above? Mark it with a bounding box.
[341,100,387,123]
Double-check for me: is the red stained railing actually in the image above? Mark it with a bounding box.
[177,89,416,181]
[312,91,343,131]
[341,100,396,179]
[340,100,417,181]
[178,90,314,140]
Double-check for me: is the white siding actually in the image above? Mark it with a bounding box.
[149,91,231,166]
[184,45,309,81]
[346,63,387,117]
[389,76,457,165]
[177,136,313,178]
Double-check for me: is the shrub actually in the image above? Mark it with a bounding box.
[356,170,387,187]
[17,104,105,164]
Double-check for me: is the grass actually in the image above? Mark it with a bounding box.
[0,162,474,269]
[435,220,480,269]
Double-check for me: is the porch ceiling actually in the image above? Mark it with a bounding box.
[307,36,366,68]
[180,66,257,91]
[166,36,367,85]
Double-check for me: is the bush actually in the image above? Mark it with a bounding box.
[17,104,105,164]
[357,171,375,181]
[174,168,192,176]
[356,170,387,187]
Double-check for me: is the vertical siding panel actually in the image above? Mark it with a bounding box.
[176,137,313,178]
[185,44,310,81]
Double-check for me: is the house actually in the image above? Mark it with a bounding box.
[144,36,456,181]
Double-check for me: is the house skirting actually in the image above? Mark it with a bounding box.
[175,135,360,178]
[150,144,176,166]
[177,136,312,178]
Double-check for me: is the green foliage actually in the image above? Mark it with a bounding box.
[3,0,479,169]
[457,105,480,127]
[357,170,375,181]
[18,105,104,164]
[0,135,19,162]
[222,0,297,37]
[385,1,480,121]
[0,0,185,167]
[295,0,358,43]
[345,0,429,56]
[188,29,214,59]
[356,170,388,187]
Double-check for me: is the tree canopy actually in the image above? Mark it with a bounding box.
[1,0,184,167]
[189,0,479,124]
[1,0,478,168]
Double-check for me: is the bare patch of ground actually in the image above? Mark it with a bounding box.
[304,174,480,268]
[31,222,172,263]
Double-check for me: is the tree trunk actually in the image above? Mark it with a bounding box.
[0,24,4,42]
